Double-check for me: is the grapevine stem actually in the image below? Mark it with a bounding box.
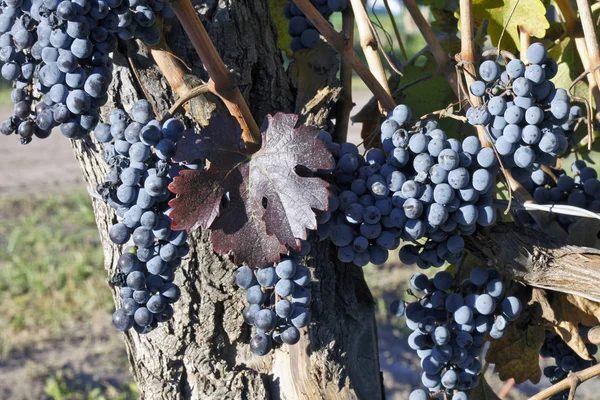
[349,0,392,111]
[519,31,530,63]
[291,0,395,112]
[458,0,488,145]
[382,0,408,62]
[528,364,600,400]
[164,84,211,118]
[555,0,600,119]
[149,17,190,99]
[401,0,459,97]
[333,7,355,144]
[493,200,600,220]
[169,0,261,151]
[575,0,600,97]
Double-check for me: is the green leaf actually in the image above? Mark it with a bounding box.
[269,0,292,55]
[467,0,549,53]
[548,37,589,103]
[469,375,501,400]
[398,38,463,134]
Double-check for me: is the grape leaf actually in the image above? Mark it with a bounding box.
[487,289,544,384]
[546,292,600,360]
[250,113,333,249]
[168,113,333,265]
[172,114,246,169]
[469,375,501,400]
[210,163,287,267]
[468,0,549,52]
[169,115,246,231]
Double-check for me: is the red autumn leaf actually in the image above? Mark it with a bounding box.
[168,113,333,265]
[210,163,287,266]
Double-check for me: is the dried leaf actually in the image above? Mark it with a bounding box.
[547,293,600,360]
[169,113,333,265]
[487,306,544,384]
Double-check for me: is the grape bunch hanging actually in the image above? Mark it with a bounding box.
[0,0,174,143]
[94,99,193,334]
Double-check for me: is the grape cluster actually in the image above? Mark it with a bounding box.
[467,43,578,173]
[378,105,497,268]
[283,0,347,53]
[516,160,600,229]
[235,245,312,356]
[392,267,523,400]
[312,135,402,267]
[95,99,192,334]
[540,331,598,400]
[0,0,174,143]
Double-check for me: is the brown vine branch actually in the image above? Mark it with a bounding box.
[291,0,395,112]
[164,84,210,118]
[349,0,392,112]
[528,364,600,400]
[458,0,489,145]
[520,31,530,62]
[555,0,600,120]
[580,325,600,344]
[333,7,355,144]
[382,0,408,62]
[169,0,261,151]
[402,0,459,97]
[576,0,600,99]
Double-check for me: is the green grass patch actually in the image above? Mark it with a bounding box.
[0,85,13,107]
[0,191,112,354]
[45,368,139,400]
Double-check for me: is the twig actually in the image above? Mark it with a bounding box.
[382,0,408,62]
[568,70,595,150]
[169,0,261,151]
[291,0,395,112]
[520,31,530,62]
[555,0,600,119]
[496,0,521,52]
[163,84,210,119]
[576,0,600,97]
[349,0,392,111]
[498,378,515,399]
[401,0,459,97]
[493,200,600,220]
[528,364,600,400]
[458,0,488,145]
[481,48,518,61]
[333,7,355,144]
[567,374,580,400]
[580,325,600,344]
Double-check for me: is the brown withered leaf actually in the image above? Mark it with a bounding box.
[546,292,600,360]
[487,296,544,384]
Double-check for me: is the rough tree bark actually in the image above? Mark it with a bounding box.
[70,1,383,399]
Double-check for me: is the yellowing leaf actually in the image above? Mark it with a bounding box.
[545,292,600,360]
[468,0,550,52]
[487,308,544,384]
